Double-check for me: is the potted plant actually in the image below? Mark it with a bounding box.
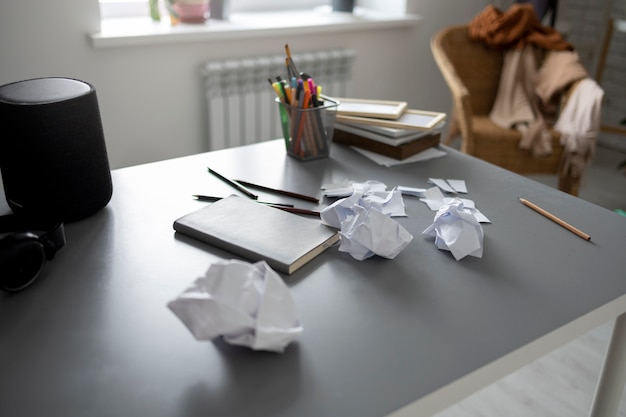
[150,0,210,24]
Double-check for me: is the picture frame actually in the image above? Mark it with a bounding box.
[335,109,447,131]
[334,98,408,120]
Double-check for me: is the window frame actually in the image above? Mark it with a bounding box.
[99,0,328,19]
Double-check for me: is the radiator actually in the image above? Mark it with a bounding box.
[202,49,355,150]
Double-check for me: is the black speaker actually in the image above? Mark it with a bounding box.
[0,77,113,223]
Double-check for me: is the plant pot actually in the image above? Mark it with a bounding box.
[332,0,355,13]
[172,0,210,23]
[210,0,230,20]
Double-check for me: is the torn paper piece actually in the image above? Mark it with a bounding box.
[361,190,407,217]
[354,180,387,194]
[337,205,413,261]
[428,178,456,193]
[321,180,387,198]
[419,187,490,223]
[320,187,407,224]
[320,192,363,229]
[167,260,302,353]
[446,179,468,193]
[422,199,484,261]
[321,181,355,198]
[420,187,449,210]
[397,185,428,198]
[428,178,469,194]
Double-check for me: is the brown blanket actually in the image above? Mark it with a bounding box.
[468,3,572,51]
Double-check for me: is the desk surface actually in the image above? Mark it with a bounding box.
[1,140,625,417]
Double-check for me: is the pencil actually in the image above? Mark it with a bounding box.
[192,195,294,207]
[207,168,258,200]
[519,198,591,241]
[234,180,319,203]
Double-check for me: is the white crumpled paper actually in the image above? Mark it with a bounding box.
[419,187,490,223]
[167,260,302,353]
[422,199,484,261]
[321,191,413,261]
[321,180,388,198]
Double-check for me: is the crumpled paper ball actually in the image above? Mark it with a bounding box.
[321,192,413,261]
[422,198,484,261]
[167,260,302,353]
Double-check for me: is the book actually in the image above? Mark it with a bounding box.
[173,195,339,274]
[334,122,435,145]
[339,119,446,138]
[336,109,447,131]
[333,127,441,160]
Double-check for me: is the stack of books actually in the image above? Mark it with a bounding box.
[331,98,446,160]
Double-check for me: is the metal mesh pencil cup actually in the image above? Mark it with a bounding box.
[276,97,340,161]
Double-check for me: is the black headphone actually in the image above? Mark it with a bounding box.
[0,215,66,292]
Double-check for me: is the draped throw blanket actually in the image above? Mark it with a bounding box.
[468,3,572,51]
[468,3,603,178]
[554,79,604,178]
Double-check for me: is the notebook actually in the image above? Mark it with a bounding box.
[173,195,339,274]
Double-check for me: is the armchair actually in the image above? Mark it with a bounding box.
[431,25,581,195]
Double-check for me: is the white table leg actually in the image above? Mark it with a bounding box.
[589,312,626,417]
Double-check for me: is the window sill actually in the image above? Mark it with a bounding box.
[90,6,421,48]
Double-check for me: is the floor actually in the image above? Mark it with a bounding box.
[432,138,626,417]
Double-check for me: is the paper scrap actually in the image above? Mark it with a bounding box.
[321,180,387,198]
[422,199,484,261]
[419,187,490,223]
[397,185,428,198]
[167,260,302,353]
[428,178,456,193]
[362,190,407,217]
[428,178,468,194]
[446,179,467,193]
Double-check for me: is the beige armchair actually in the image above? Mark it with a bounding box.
[431,25,581,195]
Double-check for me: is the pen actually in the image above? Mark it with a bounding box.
[234,179,319,203]
[207,168,258,200]
[519,197,591,241]
[192,195,294,207]
[268,78,285,102]
[268,78,291,146]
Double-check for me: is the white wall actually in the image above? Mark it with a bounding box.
[0,0,488,169]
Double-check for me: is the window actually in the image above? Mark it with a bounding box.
[99,0,328,19]
[93,0,413,48]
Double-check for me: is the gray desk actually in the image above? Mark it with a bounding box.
[1,139,625,417]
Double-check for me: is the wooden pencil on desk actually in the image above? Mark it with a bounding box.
[519,198,591,241]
